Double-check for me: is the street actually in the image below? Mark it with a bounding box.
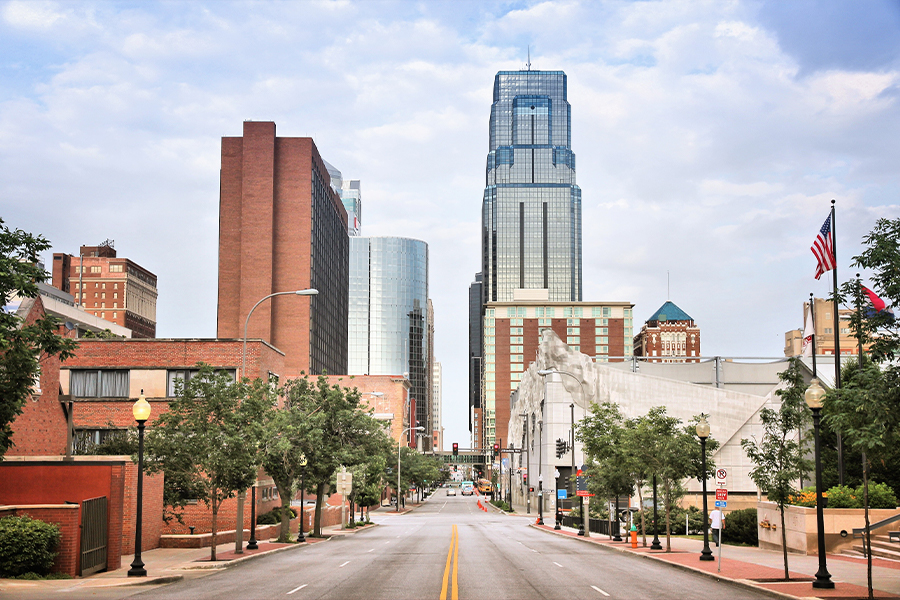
[117,491,773,600]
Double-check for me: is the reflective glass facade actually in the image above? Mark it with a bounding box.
[482,70,582,303]
[349,237,429,433]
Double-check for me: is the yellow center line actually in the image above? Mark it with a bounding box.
[439,524,459,600]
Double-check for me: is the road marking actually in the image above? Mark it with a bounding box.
[439,524,460,600]
[367,549,374,553]
[591,586,610,596]
[553,562,563,568]
[287,584,307,594]
[339,561,350,568]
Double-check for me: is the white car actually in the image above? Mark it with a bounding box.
[447,487,457,496]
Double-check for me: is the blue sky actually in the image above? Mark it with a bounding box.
[2,0,899,449]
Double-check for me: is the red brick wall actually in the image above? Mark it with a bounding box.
[0,506,80,577]
[121,461,164,555]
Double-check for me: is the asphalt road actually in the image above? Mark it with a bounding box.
[124,491,772,600]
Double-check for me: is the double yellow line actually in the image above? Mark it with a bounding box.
[439,524,459,600]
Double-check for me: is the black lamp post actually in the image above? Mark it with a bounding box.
[298,455,307,543]
[697,414,714,561]
[613,495,622,541]
[651,475,662,550]
[247,483,258,550]
[128,390,151,577]
[806,379,834,589]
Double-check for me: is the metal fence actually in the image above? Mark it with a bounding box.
[80,496,108,576]
[558,514,621,537]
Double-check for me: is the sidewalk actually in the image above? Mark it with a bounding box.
[529,517,900,600]
[0,522,377,594]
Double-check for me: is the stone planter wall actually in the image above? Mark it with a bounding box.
[756,501,900,555]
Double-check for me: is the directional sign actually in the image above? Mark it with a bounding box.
[715,489,728,501]
[715,500,727,508]
[576,490,595,497]
[558,489,568,499]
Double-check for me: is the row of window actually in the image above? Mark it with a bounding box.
[69,368,237,398]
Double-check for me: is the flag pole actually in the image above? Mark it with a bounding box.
[830,199,845,486]
[809,292,817,378]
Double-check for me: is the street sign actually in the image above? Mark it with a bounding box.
[558,489,567,499]
[716,489,728,501]
[715,468,727,484]
[576,491,595,497]
[715,500,727,508]
[502,448,523,453]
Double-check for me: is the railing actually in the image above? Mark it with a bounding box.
[852,511,900,556]
[557,514,621,537]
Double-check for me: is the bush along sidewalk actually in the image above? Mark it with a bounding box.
[490,499,513,512]
[0,515,64,579]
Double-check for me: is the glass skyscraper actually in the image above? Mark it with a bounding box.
[482,70,582,303]
[349,237,430,443]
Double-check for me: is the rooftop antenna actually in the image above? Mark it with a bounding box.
[527,45,531,71]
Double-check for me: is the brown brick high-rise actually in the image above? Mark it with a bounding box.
[217,121,349,377]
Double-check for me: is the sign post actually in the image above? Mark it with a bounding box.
[337,468,352,530]
[714,469,726,571]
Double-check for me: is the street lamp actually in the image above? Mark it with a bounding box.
[805,379,834,589]
[651,475,662,550]
[128,391,151,577]
[696,414,714,561]
[398,426,425,512]
[237,288,318,553]
[298,454,308,543]
[538,417,544,526]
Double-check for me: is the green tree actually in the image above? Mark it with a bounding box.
[281,376,393,536]
[0,220,77,458]
[741,357,812,580]
[143,365,268,560]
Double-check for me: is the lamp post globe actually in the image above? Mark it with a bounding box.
[805,379,834,589]
[696,414,714,562]
[128,391,151,577]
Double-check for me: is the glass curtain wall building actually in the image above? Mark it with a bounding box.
[349,237,430,446]
[482,70,582,303]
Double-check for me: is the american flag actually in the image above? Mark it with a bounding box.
[811,214,835,280]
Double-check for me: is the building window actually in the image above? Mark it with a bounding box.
[510,345,523,353]
[510,336,523,344]
[510,354,523,362]
[90,266,101,273]
[70,369,130,398]
[510,363,524,372]
[567,336,580,344]
[824,328,833,334]
[596,327,608,335]
[596,336,608,345]
[598,346,608,354]
[538,318,551,326]
[567,318,579,326]
[110,265,124,273]
[570,346,580,352]
[567,327,579,335]
[510,327,524,335]
[840,328,850,334]
[167,368,236,396]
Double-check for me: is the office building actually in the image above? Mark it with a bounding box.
[432,361,443,451]
[348,236,431,450]
[324,161,362,237]
[483,300,634,450]
[481,69,582,304]
[784,297,862,357]
[217,121,349,377]
[469,273,483,448]
[52,241,157,338]
[633,301,700,363]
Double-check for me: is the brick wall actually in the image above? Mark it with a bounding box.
[121,460,164,555]
[0,505,80,577]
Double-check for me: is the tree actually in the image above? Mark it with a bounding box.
[280,376,393,536]
[0,219,77,458]
[741,357,812,580]
[143,365,268,560]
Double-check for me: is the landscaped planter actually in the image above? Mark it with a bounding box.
[756,501,900,555]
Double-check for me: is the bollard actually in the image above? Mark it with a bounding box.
[630,525,637,548]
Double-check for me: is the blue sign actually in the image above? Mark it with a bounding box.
[557,489,568,499]
[715,500,727,508]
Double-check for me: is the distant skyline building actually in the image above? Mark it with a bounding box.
[633,301,700,363]
[432,361,443,451]
[216,121,349,377]
[784,297,860,357]
[348,236,431,450]
[468,272,483,447]
[481,69,582,304]
[324,160,362,237]
[52,241,157,338]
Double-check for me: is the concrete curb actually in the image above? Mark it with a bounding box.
[529,524,803,600]
[178,537,325,571]
[90,574,186,587]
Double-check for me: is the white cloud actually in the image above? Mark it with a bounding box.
[2,1,65,30]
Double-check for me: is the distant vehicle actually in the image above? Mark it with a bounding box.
[477,479,492,494]
[447,487,457,497]
[461,485,475,496]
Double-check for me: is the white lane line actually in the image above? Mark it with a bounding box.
[531,548,538,553]
[385,541,390,544]
[553,562,563,568]
[591,585,610,596]
[367,549,374,553]
[339,561,350,568]
[287,584,308,595]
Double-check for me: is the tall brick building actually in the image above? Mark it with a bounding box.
[217,121,349,377]
[481,299,634,451]
[633,300,700,363]
[51,241,157,338]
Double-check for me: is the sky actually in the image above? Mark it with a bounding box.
[2,0,899,451]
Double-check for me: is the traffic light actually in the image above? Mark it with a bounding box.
[492,443,500,457]
[555,438,568,458]
[452,442,458,456]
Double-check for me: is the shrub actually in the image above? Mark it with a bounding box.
[723,508,758,546]
[256,507,297,525]
[824,485,859,508]
[490,500,512,512]
[859,483,898,509]
[787,490,818,507]
[0,515,61,577]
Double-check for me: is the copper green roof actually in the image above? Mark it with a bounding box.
[647,301,693,323]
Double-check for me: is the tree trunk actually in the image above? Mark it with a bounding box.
[274,480,293,543]
[637,482,646,547]
[779,503,789,580]
[314,481,326,537]
[210,496,219,562]
[664,479,672,552]
[863,452,873,600]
